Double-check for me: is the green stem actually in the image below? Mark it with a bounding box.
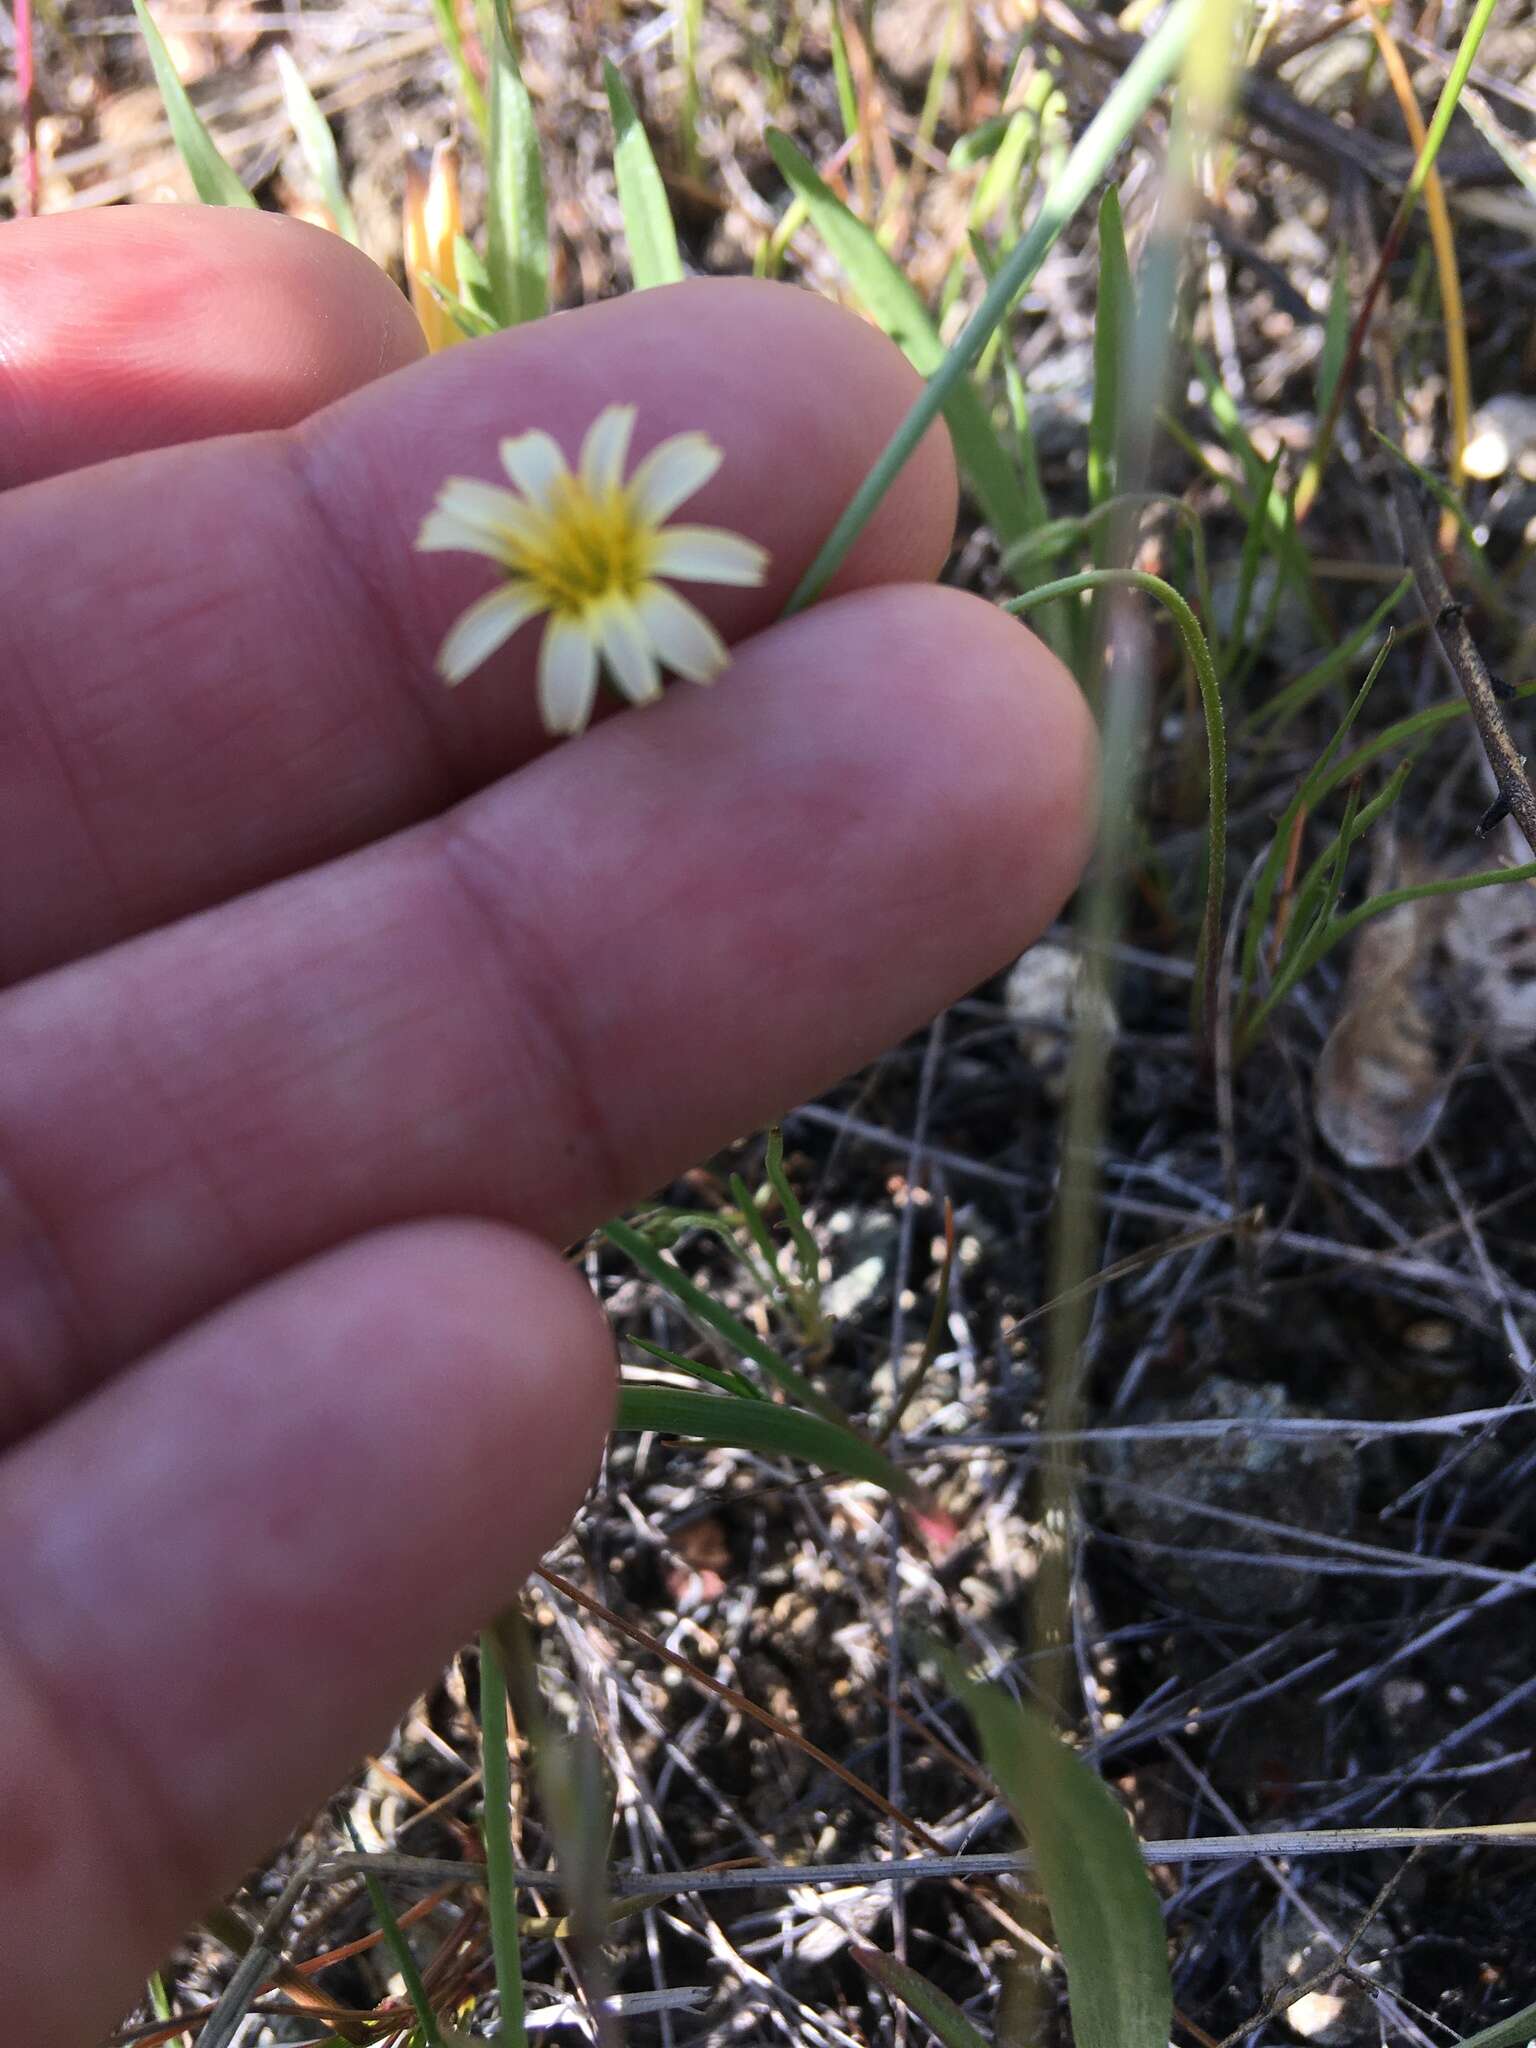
[479,1626,528,2046]
[783,0,1199,614]
[1006,568,1226,1048]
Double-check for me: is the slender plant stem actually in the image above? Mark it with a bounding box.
[783,0,1199,614]
[479,1626,529,2046]
[1007,569,1227,1047]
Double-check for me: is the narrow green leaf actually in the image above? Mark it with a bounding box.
[343,1814,447,2048]
[827,0,858,144]
[853,1947,993,2048]
[766,129,1030,546]
[1455,1996,1536,2048]
[785,0,1199,612]
[131,0,254,207]
[625,1335,763,1400]
[603,58,684,289]
[938,1655,1172,2048]
[617,1385,914,1496]
[971,106,1033,229]
[1088,186,1133,512]
[603,1214,838,1419]
[429,0,487,139]
[1240,633,1395,1000]
[273,48,358,244]
[487,6,549,324]
[950,112,1010,170]
[478,1627,528,2046]
[1248,572,1412,731]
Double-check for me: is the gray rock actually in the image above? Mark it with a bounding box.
[1099,1377,1358,1621]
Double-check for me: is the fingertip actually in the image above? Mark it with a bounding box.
[0,208,425,485]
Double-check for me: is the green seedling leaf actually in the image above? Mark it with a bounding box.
[971,105,1034,228]
[487,6,548,324]
[604,1214,840,1420]
[1240,632,1396,1001]
[950,112,1010,169]
[428,0,487,138]
[478,1626,528,2045]
[344,1815,448,2048]
[618,1385,914,1496]
[603,57,684,289]
[421,271,501,342]
[626,1334,763,1400]
[1248,572,1412,731]
[766,129,1031,547]
[852,1947,993,2048]
[131,0,253,207]
[827,0,858,144]
[1088,185,1133,513]
[937,1652,1172,2048]
[273,47,358,243]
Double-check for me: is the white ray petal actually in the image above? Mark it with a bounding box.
[436,477,548,545]
[537,616,601,735]
[435,582,547,684]
[417,508,510,559]
[593,597,662,705]
[633,583,729,684]
[499,429,570,510]
[627,431,722,523]
[579,405,638,496]
[649,525,769,587]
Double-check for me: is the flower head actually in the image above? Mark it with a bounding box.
[417,405,770,735]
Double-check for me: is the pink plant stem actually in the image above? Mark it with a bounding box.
[15,0,40,215]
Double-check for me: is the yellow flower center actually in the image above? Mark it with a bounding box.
[508,478,655,617]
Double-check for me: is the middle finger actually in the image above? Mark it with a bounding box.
[0,279,954,984]
[0,583,1094,1445]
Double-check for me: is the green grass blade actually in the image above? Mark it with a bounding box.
[784,0,1198,614]
[428,0,487,139]
[767,129,1030,547]
[1277,762,1411,974]
[486,6,548,324]
[1240,633,1395,1000]
[478,1627,528,2047]
[616,1385,913,1496]
[1007,568,1225,1044]
[1455,1998,1536,2048]
[1088,185,1133,513]
[1248,572,1412,731]
[603,57,684,289]
[938,1654,1172,2048]
[625,1335,763,1400]
[604,1214,839,1420]
[343,1815,447,2048]
[852,1947,993,2048]
[273,48,358,244]
[764,1126,824,1320]
[131,0,253,207]
[1218,450,1280,677]
[827,0,858,144]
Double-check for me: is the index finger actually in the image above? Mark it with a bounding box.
[0,273,957,983]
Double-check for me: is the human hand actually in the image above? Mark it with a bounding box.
[0,205,1095,2042]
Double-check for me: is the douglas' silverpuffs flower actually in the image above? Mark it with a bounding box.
[416,403,770,736]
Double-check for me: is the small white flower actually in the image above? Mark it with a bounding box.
[417,404,770,736]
